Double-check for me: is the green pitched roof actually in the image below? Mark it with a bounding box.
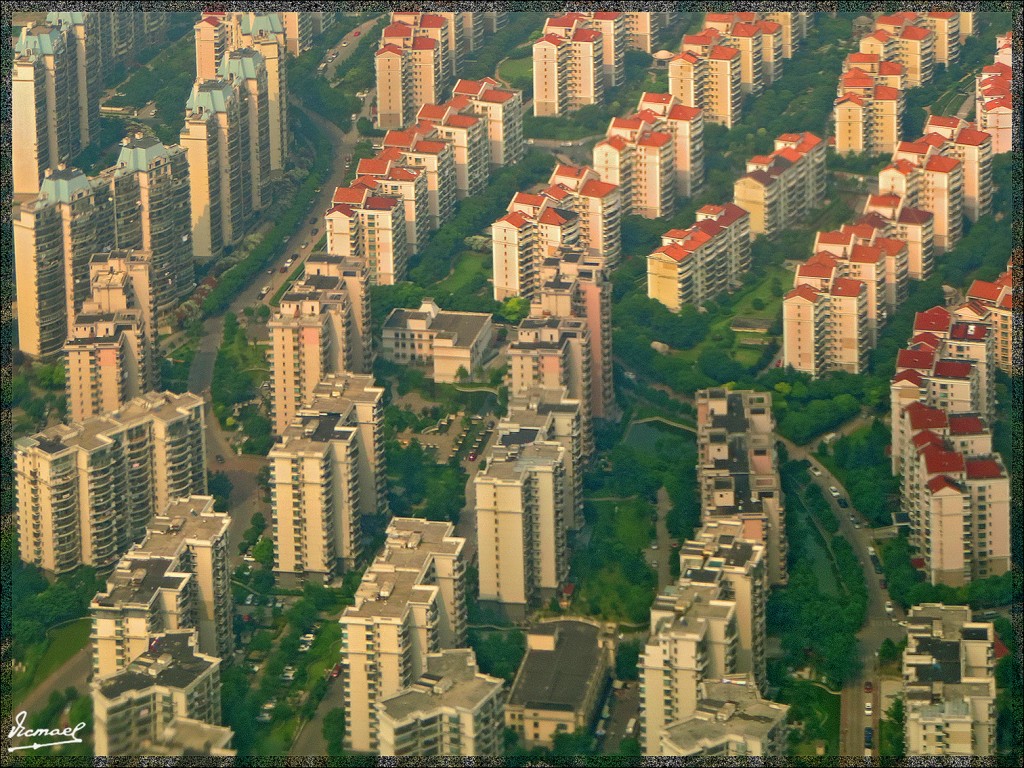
[40,167,94,204]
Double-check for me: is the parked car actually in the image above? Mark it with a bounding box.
[311,228,319,235]
[864,681,873,693]
[280,267,288,273]
[353,30,360,36]
[467,452,477,461]
[650,542,658,550]
[829,486,841,498]
[810,466,822,477]
[885,601,895,615]
[301,241,309,249]
[309,217,317,225]
[864,701,873,716]
[864,727,874,747]
[837,498,849,509]
[330,664,342,679]
[602,704,611,719]
[341,40,349,47]
[216,454,225,464]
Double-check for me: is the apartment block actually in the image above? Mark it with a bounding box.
[509,316,594,455]
[44,12,104,150]
[594,111,675,219]
[506,621,609,748]
[376,15,452,130]
[782,284,830,376]
[975,61,1012,154]
[625,12,660,53]
[636,92,705,198]
[279,11,312,55]
[505,388,585,531]
[533,15,605,117]
[670,40,743,129]
[451,78,525,167]
[890,326,1010,586]
[659,675,788,757]
[966,267,1014,375]
[195,12,288,176]
[378,649,506,757]
[647,203,751,312]
[339,518,468,753]
[902,605,996,756]
[814,219,912,312]
[475,436,570,611]
[180,79,250,262]
[416,103,490,199]
[679,519,768,686]
[382,299,493,384]
[783,278,871,376]
[353,157,429,255]
[530,249,615,421]
[91,497,232,677]
[14,391,207,574]
[763,12,810,59]
[920,13,961,65]
[68,249,159,417]
[881,141,965,253]
[861,193,935,281]
[92,631,232,757]
[97,134,195,323]
[12,24,82,195]
[834,53,905,156]
[733,132,826,238]
[13,166,115,359]
[922,116,993,222]
[545,163,622,267]
[382,126,458,229]
[640,579,740,753]
[872,14,936,86]
[269,374,386,579]
[695,389,787,588]
[268,261,371,434]
[668,51,707,110]
[326,186,409,285]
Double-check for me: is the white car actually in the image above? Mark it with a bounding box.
[810,466,822,477]
[829,486,841,498]
[864,701,873,717]
[885,601,895,615]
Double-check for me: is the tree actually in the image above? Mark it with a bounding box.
[498,296,530,325]
[323,708,346,756]
[616,640,641,681]
[252,537,274,570]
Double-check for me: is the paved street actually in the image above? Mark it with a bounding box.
[16,643,92,716]
[780,420,907,756]
[290,674,343,756]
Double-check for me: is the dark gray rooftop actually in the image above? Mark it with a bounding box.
[508,621,602,711]
[98,632,214,699]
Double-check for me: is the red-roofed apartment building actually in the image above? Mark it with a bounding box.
[416,102,489,199]
[965,267,1014,375]
[451,78,524,167]
[669,42,743,129]
[533,14,607,117]
[326,187,408,286]
[375,15,452,130]
[922,115,993,222]
[636,93,705,198]
[834,60,905,156]
[975,44,1012,153]
[648,203,752,313]
[383,125,457,229]
[546,164,622,267]
[733,131,826,236]
[593,109,676,219]
[871,14,936,87]
[888,306,1009,587]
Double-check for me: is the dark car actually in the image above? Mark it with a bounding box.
[309,217,317,225]
[468,452,478,461]
[280,267,288,273]
[837,498,849,509]
[215,454,225,464]
[864,681,873,693]
[311,228,319,235]
[864,727,874,748]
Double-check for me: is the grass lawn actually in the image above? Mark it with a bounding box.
[433,250,489,295]
[779,679,842,756]
[497,56,532,92]
[13,618,91,706]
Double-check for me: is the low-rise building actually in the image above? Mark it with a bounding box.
[377,649,506,757]
[382,299,493,383]
[902,604,997,756]
[505,621,609,748]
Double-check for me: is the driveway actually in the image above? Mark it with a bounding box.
[289,674,342,756]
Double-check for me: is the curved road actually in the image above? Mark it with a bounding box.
[778,420,906,757]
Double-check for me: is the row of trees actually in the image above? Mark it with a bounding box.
[385,440,467,524]
[818,420,900,527]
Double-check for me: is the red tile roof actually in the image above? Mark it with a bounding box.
[927,475,962,494]
[949,322,988,341]
[901,26,931,41]
[914,306,951,333]
[817,230,852,246]
[376,43,404,57]
[496,211,531,229]
[967,279,1002,303]
[948,415,985,435]
[580,179,617,198]
[831,277,865,297]
[654,243,691,263]
[893,369,924,386]
[640,92,674,105]
[955,127,991,147]
[878,61,904,76]
[925,155,960,174]
[873,85,901,100]
[897,348,936,370]
[572,28,602,43]
[708,45,739,60]
[785,284,822,302]
[921,445,964,475]
[932,360,973,379]
[897,207,932,225]
[913,429,945,449]
[909,332,942,349]
[848,52,880,63]
[668,104,702,121]
[538,208,571,226]
[333,187,368,205]
[637,131,672,148]
[926,115,962,129]
[480,88,515,104]
[383,22,413,37]
[966,459,1003,479]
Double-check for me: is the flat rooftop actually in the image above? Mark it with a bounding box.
[97,631,214,699]
[508,621,602,711]
[380,649,501,721]
[92,557,187,609]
